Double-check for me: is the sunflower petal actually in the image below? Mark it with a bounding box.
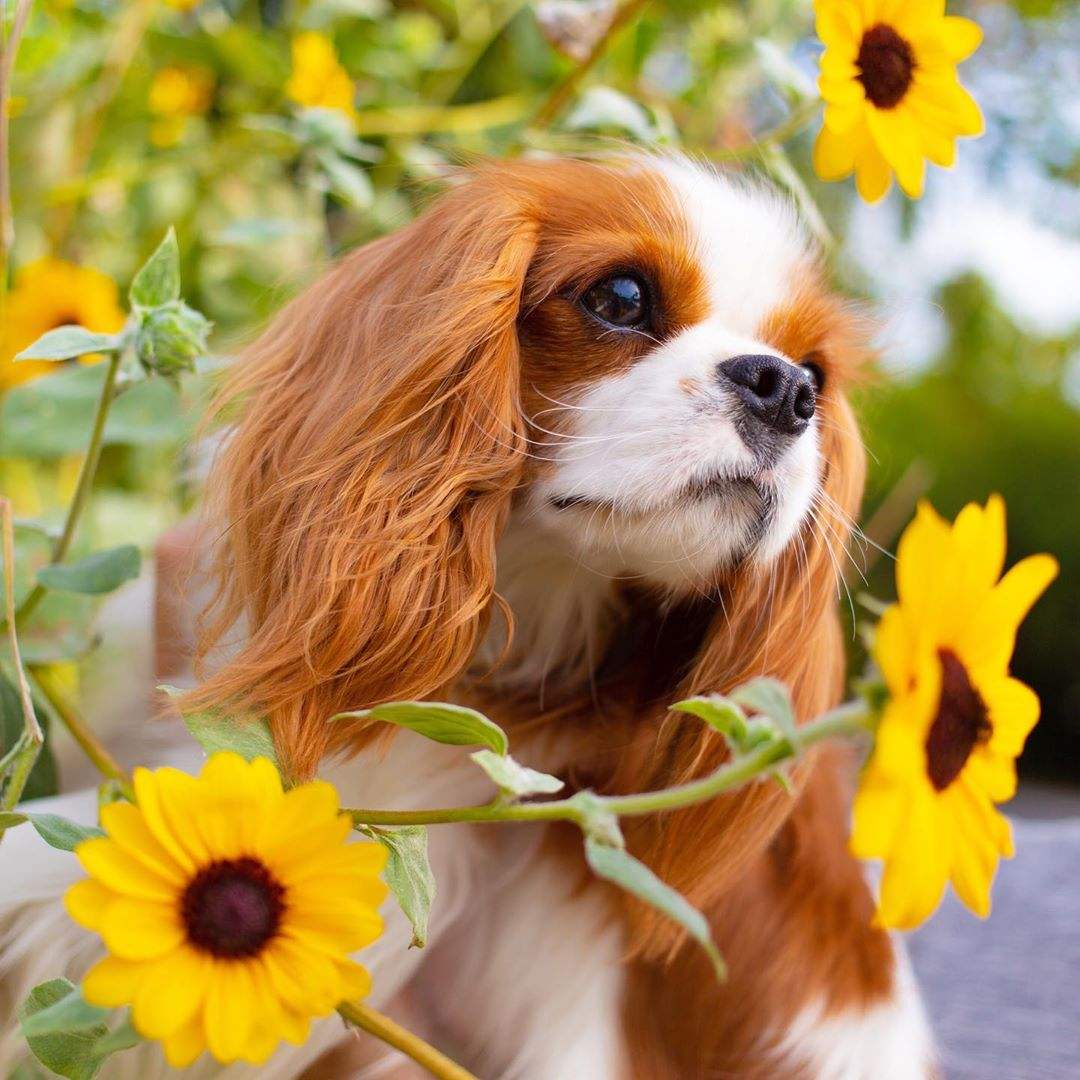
[875,785,950,931]
[205,962,256,1063]
[938,16,982,62]
[162,1012,207,1069]
[64,878,117,931]
[132,947,210,1039]
[82,955,148,1008]
[76,838,178,902]
[100,896,185,960]
[100,802,187,885]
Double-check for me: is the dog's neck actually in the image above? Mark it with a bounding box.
[473,515,716,709]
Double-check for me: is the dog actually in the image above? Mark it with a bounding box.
[0,155,934,1078]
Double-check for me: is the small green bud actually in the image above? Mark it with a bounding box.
[135,300,211,378]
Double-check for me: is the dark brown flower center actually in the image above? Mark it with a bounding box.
[925,649,991,791]
[857,24,915,109]
[181,857,285,958]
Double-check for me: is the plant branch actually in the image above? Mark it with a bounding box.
[347,700,874,828]
[0,499,43,822]
[0,0,33,312]
[28,664,132,798]
[527,0,652,131]
[338,1001,479,1080]
[705,97,821,163]
[13,349,124,626]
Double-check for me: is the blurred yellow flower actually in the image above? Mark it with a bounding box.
[286,31,358,121]
[149,65,214,147]
[852,496,1057,929]
[163,0,201,10]
[66,753,387,1066]
[812,0,984,202]
[1,258,125,389]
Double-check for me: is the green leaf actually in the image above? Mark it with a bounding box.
[20,988,110,1038]
[23,813,104,852]
[730,677,798,741]
[89,1015,141,1057]
[671,696,749,748]
[584,840,726,982]
[0,365,189,457]
[14,327,123,363]
[129,228,181,308]
[334,701,508,756]
[0,810,27,830]
[317,151,374,208]
[363,825,435,949]
[0,674,58,800]
[161,686,280,769]
[470,750,564,798]
[37,546,141,596]
[20,979,109,1080]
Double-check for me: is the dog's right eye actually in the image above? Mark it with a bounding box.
[581,274,649,329]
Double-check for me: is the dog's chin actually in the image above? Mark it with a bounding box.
[535,470,808,590]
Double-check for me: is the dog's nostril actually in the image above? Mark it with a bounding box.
[793,382,816,421]
[717,353,814,438]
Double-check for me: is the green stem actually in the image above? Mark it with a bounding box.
[0,0,33,313]
[13,349,124,626]
[338,1001,479,1080]
[28,664,132,799]
[706,97,822,163]
[527,0,652,132]
[0,499,43,823]
[348,700,873,828]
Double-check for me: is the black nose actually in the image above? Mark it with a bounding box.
[717,354,815,437]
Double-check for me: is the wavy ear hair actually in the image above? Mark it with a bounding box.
[189,176,538,777]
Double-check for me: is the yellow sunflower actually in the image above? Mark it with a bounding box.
[285,32,358,121]
[1,258,126,389]
[852,496,1057,930]
[65,753,387,1067]
[812,0,984,202]
[149,65,214,148]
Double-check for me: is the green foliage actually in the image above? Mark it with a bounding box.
[19,980,110,1080]
[0,675,57,801]
[337,701,510,756]
[584,839,726,982]
[363,825,436,948]
[161,685,280,770]
[470,750,565,798]
[37,546,141,596]
[15,329,126,364]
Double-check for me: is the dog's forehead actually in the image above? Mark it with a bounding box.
[647,158,811,336]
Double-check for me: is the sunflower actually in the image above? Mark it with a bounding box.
[285,32,358,121]
[65,753,387,1066]
[812,0,984,202]
[852,496,1057,930]
[149,65,214,148]
[1,258,125,389]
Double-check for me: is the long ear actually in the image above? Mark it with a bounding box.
[187,179,538,777]
[621,376,868,960]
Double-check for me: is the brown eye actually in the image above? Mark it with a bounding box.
[581,274,648,329]
[800,355,826,392]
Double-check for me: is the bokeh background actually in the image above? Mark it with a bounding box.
[1,0,1076,795]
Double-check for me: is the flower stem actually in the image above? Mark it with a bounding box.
[28,664,132,799]
[527,0,652,131]
[0,0,33,314]
[338,1000,479,1080]
[0,499,43,823]
[12,349,124,627]
[347,700,873,828]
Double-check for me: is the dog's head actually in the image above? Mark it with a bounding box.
[193,156,867,777]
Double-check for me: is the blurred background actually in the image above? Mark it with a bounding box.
[1,0,1076,798]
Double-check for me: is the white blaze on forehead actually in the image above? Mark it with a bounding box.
[650,155,811,334]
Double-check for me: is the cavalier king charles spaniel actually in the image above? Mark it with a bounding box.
[0,156,935,1079]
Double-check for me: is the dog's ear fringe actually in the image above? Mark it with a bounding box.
[183,178,539,779]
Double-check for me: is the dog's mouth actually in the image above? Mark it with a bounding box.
[548,469,775,517]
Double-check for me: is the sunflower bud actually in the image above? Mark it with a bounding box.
[135,300,210,378]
